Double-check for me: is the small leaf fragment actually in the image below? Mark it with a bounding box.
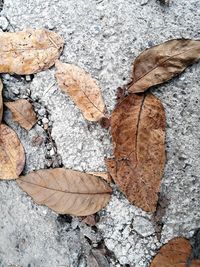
[0,124,25,180]
[0,79,3,123]
[150,237,200,267]
[129,39,200,93]
[17,168,112,216]
[5,99,37,130]
[55,60,106,121]
[0,29,64,75]
[106,93,166,212]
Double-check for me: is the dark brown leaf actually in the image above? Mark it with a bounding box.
[150,237,200,267]
[0,29,64,75]
[5,99,37,130]
[0,124,25,179]
[106,93,165,212]
[129,39,200,93]
[17,168,112,216]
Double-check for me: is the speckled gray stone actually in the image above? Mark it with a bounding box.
[0,0,200,266]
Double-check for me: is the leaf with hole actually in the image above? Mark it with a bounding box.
[0,29,64,75]
[17,168,112,216]
[150,237,200,267]
[55,60,106,121]
[0,124,25,180]
[106,93,166,212]
[129,39,200,93]
[5,99,37,130]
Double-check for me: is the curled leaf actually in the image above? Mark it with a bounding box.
[0,79,3,123]
[0,29,64,75]
[5,99,37,130]
[0,124,25,180]
[17,168,112,216]
[106,93,166,212]
[129,39,200,93]
[55,60,106,121]
[150,237,200,267]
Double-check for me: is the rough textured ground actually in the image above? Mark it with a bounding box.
[0,0,200,266]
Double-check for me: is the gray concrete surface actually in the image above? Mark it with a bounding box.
[0,0,200,266]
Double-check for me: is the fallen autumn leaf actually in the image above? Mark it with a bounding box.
[0,124,25,180]
[0,29,64,75]
[106,93,166,212]
[5,99,37,131]
[129,39,200,93]
[17,168,112,216]
[55,60,106,121]
[150,237,200,267]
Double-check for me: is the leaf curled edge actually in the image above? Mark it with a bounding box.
[17,168,112,216]
[0,124,25,180]
[5,99,37,131]
[55,60,106,122]
[129,39,200,93]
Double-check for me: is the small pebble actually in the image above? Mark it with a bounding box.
[42,118,49,124]
[38,108,46,116]
[25,75,32,82]
[49,148,55,156]
[0,16,9,31]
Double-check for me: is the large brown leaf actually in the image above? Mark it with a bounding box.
[0,124,25,179]
[150,237,200,267]
[55,60,106,121]
[106,93,165,212]
[5,99,37,131]
[0,29,64,75]
[0,79,3,123]
[17,168,112,216]
[128,39,200,93]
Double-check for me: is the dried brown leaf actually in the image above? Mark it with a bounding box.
[129,39,200,93]
[150,237,198,267]
[106,93,165,212]
[17,168,112,216]
[5,99,37,130]
[55,60,106,121]
[0,124,25,180]
[88,172,111,182]
[0,29,64,75]
[0,79,3,123]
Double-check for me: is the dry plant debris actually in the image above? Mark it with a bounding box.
[106,93,165,212]
[55,60,106,122]
[128,39,200,93]
[5,99,37,130]
[0,124,25,180]
[150,237,200,267]
[0,29,64,75]
[17,168,112,216]
[0,32,199,227]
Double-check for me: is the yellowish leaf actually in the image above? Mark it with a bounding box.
[55,60,106,121]
[0,79,3,123]
[0,29,64,75]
